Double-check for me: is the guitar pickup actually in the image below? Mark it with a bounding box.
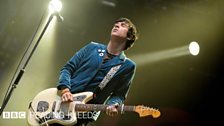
[37,101,49,112]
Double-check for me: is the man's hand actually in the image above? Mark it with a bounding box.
[106,104,119,117]
[60,88,73,102]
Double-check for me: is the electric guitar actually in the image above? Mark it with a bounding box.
[27,88,161,126]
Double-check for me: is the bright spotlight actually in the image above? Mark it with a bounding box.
[49,0,62,13]
[189,41,200,56]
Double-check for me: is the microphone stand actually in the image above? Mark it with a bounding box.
[0,13,58,116]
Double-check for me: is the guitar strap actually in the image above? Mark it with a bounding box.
[98,64,121,90]
[89,64,122,121]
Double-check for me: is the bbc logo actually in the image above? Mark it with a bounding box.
[3,111,26,119]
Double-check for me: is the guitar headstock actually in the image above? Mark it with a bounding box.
[134,105,161,118]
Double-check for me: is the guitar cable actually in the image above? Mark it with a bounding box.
[28,102,44,124]
[42,106,49,126]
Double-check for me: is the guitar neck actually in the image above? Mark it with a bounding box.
[75,104,135,112]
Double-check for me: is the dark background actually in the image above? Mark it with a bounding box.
[0,0,223,125]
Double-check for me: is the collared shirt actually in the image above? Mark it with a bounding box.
[57,42,136,105]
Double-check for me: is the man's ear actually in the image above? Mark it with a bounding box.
[127,37,131,41]
[126,31,133,41]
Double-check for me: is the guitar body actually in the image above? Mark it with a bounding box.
[27,88,93,126]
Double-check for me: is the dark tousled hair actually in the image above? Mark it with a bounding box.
[115,17,138,50]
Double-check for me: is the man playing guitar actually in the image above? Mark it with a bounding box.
[57,17,138,126]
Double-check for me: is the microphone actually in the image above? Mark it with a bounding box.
[53,12,64,22]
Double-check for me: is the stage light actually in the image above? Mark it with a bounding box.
[49,0,62,13]
[189,41,200,56]
[101,0,116,7]
[131,42,200,66]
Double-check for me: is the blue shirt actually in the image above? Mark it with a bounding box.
[57,42,136,105]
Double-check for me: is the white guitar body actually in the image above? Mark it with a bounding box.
[27,88,93,126]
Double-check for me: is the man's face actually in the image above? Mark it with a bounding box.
[111,21,129,40]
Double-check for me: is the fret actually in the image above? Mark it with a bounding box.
[75,104,135,112]
[87,105,90,110]
[124,105,135,112]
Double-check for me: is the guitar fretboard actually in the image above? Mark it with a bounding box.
[75,104,135,112]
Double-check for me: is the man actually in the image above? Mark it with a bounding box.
[57,17,138,126]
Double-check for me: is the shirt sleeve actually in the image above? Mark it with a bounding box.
[57,43,91,90]
[106,63,136,105]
